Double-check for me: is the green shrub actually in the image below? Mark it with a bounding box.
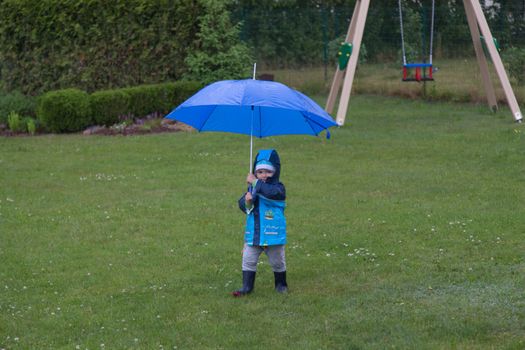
[172,81,202,107]
[90,90,131,126]
[152,83,180,114]
[0,1,204,95]
[33,81,201,133]
[121,81,201,118]
[121,85,164,118]
[502,47,525,85]
[25,117,37,135]
[183,0,252,85]
[37,89,92,133]
[152,81,202,115]
[0,92,36,124]
[7,111,23,132]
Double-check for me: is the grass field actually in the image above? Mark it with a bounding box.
[1,95,525,349]
[270,59,525,106]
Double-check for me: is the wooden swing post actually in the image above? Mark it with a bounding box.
[463,0,522,122]
[325,0,370,126]
[326,0,523,124]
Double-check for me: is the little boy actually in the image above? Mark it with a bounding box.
[232,149,288,297]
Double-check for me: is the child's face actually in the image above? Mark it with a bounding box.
[255,169,274,182]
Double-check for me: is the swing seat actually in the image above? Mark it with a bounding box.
[402,63,434,82]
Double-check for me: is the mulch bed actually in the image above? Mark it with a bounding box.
[0,119,195,137]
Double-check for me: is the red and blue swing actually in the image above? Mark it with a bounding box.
[398,0,436,82]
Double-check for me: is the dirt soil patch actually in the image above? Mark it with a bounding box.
[0,119,195,137]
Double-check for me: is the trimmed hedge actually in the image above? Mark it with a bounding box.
[121,85,167,118]
[0,0,204,95]
[38,89,92,133]
[90,90,131,126]
[37,81,201,133]
[122,81,201,118]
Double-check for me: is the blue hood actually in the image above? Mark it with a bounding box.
[253,149,281,184]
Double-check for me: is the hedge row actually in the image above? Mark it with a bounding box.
[0,0,204,95]
[37,81,201,133]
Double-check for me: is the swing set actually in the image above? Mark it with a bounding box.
[326,0,523,125]
[398,0,435,82]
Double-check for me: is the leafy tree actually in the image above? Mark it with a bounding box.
[184,0,253,85]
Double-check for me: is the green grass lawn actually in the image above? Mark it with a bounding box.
[1,95,524,349]
[270,58,525,106]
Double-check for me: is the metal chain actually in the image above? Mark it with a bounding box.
[399,0,436,65]
[398,0,407,65]
[429,0,435,64]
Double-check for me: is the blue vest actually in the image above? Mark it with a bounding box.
[245,195,286,246]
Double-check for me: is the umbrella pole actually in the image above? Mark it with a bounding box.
[247,107,254,194]
[249,106,254,173]
[249,62,256,173]
[250,134,253,173]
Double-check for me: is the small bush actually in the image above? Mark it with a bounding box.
[154,81,202,114]
[122,81,201,118]
[172,81,202,106]
[502,47,525,85]
[37,89,92,133]
[121,85,165,118]
[7,111,23,132]
[32,82,201,133]
[25,117,37,135]
[0,92,36,124]
[90,90,131,126]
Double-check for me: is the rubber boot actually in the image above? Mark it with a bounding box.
[232,270,256,297]
[274,271,288,293]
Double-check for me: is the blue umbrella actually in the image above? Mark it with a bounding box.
[164,78,337,170]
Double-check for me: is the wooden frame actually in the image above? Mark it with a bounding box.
[326,0,523,125]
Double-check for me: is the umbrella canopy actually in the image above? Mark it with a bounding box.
[164,79,338,138]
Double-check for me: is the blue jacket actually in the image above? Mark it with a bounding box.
[238,149,286,246]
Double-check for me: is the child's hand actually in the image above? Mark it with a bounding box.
[245,192,253,202]
[246,173,256,184]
